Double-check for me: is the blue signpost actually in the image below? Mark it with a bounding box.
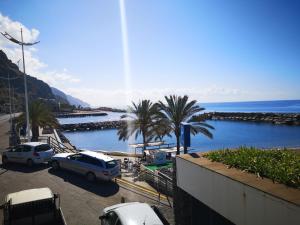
[180,122,191,153]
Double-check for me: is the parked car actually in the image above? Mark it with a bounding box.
[0,187,67,225]
[1,142,54,167]
[99,202,169,225]
[51,151,120,182]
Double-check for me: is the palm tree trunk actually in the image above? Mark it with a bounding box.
[31,124,39,142]
[176,134,180,155]
[142,132,146,153]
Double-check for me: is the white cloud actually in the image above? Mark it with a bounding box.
[64,85,248,108]
[0,13,80,91]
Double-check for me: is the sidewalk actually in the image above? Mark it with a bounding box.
[0,114,10,150]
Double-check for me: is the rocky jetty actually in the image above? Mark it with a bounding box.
[56,112,108,118]
[193,112,300,125]
[60,120,125,131]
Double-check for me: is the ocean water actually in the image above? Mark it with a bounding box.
[63,120,300,153]
[57,112,126,125]
[61,100,300,152]
[58,100,300,125]
[201,100,300,113]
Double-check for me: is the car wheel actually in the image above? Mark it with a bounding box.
[52,160,60,170]
[27,159,34,167]
[2,156,9,165]
[86,172,96,182]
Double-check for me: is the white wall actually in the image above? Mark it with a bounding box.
[176,157,300,225]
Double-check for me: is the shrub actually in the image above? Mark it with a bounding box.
[204,147,300,188]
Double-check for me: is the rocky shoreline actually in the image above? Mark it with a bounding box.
[59,120,126,132]
[59,112,300,132]
[193,112,300,125]
[56,112,108,118]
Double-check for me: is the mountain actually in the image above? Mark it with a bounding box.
[51,87,69,104]
[0,50,89,113]
[51,87,90,108]
[66,94,90,108]
[0,50,56,113]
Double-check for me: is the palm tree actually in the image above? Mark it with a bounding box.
[157,95,214,155]
[17,100,59,141]
[117,100,158,151]
[151,118,172,142]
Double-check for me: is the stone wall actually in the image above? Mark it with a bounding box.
[56,112,108,118]
[60,120,126,131]
[193,112,300,125]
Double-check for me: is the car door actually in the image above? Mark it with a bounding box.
[63,154,83,173]
[6,145,24,163]
[75,155,102,176]
[20,145,33,163]
[34,144,53,162]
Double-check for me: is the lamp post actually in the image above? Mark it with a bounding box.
[1,29,40,141]
[7,70,12,132]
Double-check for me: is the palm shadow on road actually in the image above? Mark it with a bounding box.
[48,168,119,197]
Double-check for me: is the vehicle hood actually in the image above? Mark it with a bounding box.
[103,202,140,214]
[52,153,74,159]
[103,202,163,225]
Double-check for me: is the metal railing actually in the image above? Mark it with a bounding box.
[39,136,77,154]
[137,169,173,207]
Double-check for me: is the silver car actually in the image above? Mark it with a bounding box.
[51,151,120,182]
[1,142,54,167]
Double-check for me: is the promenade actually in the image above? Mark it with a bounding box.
[0,114,11,150]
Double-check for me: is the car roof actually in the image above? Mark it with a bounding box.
[22,142,48,147]
[106,202,163,225]
[80,150,115,162]
[5,188,53,205]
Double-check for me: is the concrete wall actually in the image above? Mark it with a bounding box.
[176,157,300,225]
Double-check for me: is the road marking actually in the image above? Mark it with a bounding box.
[116,178,168,200]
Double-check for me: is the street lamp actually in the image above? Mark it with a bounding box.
[1,29,40,141]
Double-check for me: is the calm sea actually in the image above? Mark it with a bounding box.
[61,100,300,153]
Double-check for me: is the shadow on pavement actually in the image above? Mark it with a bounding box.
[48,168,119,197]
[0,162,49,173]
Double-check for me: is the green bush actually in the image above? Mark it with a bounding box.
[204,147,300,188]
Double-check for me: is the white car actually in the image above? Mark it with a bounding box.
[99,202,167,225]
[1,142,54,167]
[51,151,120,182]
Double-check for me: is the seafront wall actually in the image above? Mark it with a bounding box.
[194,112,300,125]
[60,120,126,131]
[55,112,108,118]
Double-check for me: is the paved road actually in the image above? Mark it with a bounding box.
[0,162,174,225]
[0,114,174,225]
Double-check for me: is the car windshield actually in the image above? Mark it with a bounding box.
[35,144,51,152]
[105,160,117,169]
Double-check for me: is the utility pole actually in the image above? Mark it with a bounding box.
[1,29,40,141]
[7,71,12,133]
[20,29,30,141]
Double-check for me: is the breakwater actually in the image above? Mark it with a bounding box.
[194,112,300,125]
[56,112,108,118]
[60,120,125,131]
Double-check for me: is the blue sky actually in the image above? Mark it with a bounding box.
[0,0,299,107]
